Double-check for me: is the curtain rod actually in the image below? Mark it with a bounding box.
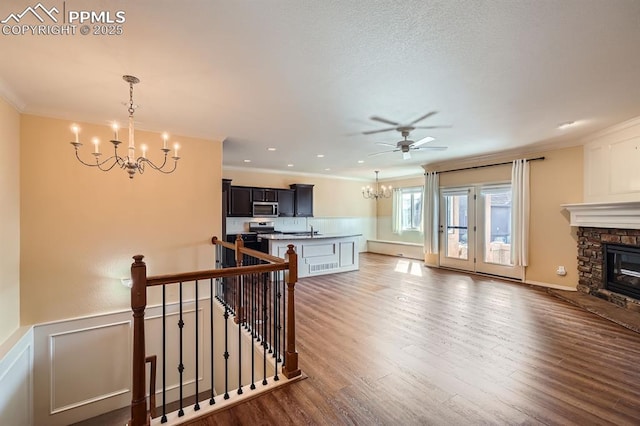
[432,156,545,175]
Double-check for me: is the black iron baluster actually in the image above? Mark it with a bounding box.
[262,276,268,386]
[250,273,256,390]
[223,277,230,400]
[178,282,184,417]
[282,271,287,368]
[161,284,167,423]
[274,275,280,381]
[237,274,243,395]
[194,280,200,411]
[209,278,215,405]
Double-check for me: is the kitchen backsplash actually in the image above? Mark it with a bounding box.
[225,216,375,252]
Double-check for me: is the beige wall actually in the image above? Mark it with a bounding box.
[222,168,376,218]
[376,175,424,244]
[0,97,21,345]
[20,115,222,325]
[429,145,583,288]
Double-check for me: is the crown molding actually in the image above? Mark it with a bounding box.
[0,77,26,112]
[222,165,373,182]
[580,115,640,144]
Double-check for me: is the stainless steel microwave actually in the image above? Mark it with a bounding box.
[252,201,279,217]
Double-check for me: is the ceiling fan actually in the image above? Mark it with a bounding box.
[369,133,447,160]
[362,111,451,135]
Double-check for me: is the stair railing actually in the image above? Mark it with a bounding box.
[128,237,300,426]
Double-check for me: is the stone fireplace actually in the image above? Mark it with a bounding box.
[577,227,640,309]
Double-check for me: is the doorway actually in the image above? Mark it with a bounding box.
[439,184,522,280]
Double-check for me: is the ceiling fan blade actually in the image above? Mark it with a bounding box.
[413,125,452,129]
[375,142,396,147]
[408,111,438,125]
[368,149,398,157]
[362,127,397,135]
[370,116,400,126]
[402,151,411,160]
[411,136,435,147]
[413,146,448,151]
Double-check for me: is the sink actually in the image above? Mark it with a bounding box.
[285,232,321,237]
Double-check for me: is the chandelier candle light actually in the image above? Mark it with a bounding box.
[70,75,180,179]
[362,170,392,199]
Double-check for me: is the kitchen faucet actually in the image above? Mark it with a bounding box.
[310,225,314,237]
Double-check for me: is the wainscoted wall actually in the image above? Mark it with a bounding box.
[33,310,133,425]
[0,327,33,426]
[30,288,270,425]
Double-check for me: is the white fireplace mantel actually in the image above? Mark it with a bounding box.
[562,201,640,229]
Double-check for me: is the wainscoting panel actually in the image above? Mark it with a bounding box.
[0,327,33,426]
[49,321,131,414]
[33,311,133,426]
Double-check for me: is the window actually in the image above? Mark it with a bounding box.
[395,186,423,231]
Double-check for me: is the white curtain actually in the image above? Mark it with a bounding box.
[392,188,403,235]
[423,172,439,254]
[511,159,530,266]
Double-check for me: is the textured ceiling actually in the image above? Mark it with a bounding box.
[1,0,640,180]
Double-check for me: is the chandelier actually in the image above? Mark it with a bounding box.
[362,170,392,199]
[70,75,180,179]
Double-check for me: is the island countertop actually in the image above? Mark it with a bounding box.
[257,232,362,240]
[261,233,361,277]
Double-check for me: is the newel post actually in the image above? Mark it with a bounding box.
[282,244,301,379]
[130,255,149,426]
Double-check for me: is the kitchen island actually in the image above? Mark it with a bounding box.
[258,233,361,278]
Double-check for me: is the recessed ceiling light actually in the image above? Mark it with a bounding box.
[558,121,577,130]
[324,168,331,171]
[317,154,324,158]
[357,160,364,164]
[287,164,294,167]
[267,147,276,151]
[244,159,251,163]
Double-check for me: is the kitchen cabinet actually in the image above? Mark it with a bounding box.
[252,188,278,202]
[222,179,232,235]
[277,189,295,217]
[290,184,314,217]
[228,186,252,217]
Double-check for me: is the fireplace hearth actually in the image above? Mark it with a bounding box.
[577,227,640,311]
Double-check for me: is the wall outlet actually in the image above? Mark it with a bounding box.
[556,266,567,276]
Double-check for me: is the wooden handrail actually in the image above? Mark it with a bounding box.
[145,263,289,287]
[212,235,286,264]
[211,236,234,250]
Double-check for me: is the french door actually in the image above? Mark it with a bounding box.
[439,184,522,280]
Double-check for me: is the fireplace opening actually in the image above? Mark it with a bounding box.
[605,243,640,300]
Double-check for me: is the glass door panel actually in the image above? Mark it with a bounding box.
[476,185,522,279]
[439,188,474,271]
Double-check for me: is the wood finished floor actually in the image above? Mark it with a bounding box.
[180,253,640,425]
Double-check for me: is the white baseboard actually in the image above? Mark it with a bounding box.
[367,240,424,260]
[525,279,578,291]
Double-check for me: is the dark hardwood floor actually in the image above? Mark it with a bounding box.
[181,253,640,425]
[82,253,640,425]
